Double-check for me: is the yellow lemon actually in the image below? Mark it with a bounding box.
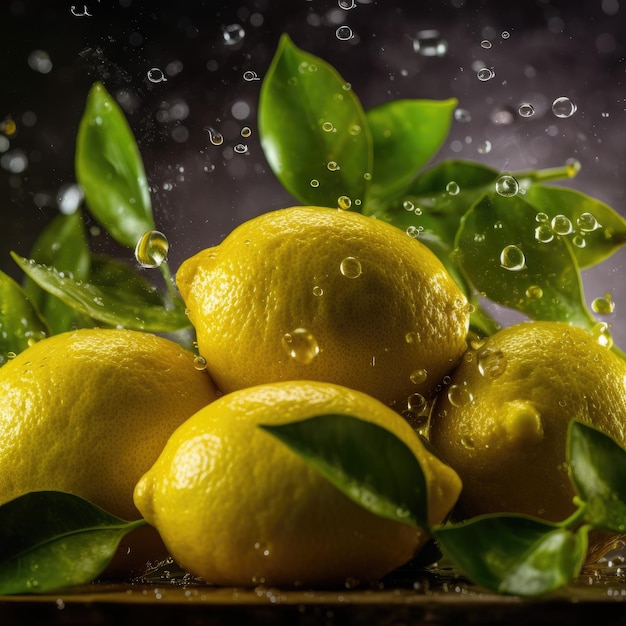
[134,380,462,587]
[0,328,219,521]
[176,206,469,408]
[429,321,626,523]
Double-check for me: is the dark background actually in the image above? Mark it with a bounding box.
[2,0,626,342]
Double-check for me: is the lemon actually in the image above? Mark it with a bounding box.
[0,328,219,522]
[176,206,469,408]
[134,380,462,587]
[429,321,626,523]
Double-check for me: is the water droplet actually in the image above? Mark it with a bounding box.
[413,29,448,57]
[500,245,526,271]
[336,25,354,41]
[338,0,357,8]
[57,183,84,215]
[535,223,554,243]
[476,140,492,154]
[577,212,601,232]
[410,369,428,385]
[281,328,320,364]
[592,295,615,315]
[242,70,260,82]
[591,322,613,349]
[205,127,224,145]
[27,50,53,74]
[565,158,581,177]
[406,225,421,238]
[480,39,492,49]
[551,214,573,236]
[477,67,495,81]
[327,161,340,171]
[337,195,352,210]
[407,392,426,412]
[552,96,577,118]
[241,126,252,138]
[234,143,248,154]
[321,121,335,132]
[193,355,207,371]
[572,235,586,248]
[223,23,245,46]
[525,285,544,300]
[135,231,169,268]
[460,436,475,450]
[495,175,519,197]
[448,383,473,407]
[312,286,324,297]
[147,67,167,83]
[402,200,414,212]
[477,348,507,379]
[501,31,511,39]
[518,103,535,117]
[446,181,460,195]
[310,179,319,188]
[340,256,362,278]
[454,108,472,123]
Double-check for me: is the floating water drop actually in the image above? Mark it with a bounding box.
[592,295,615,315]
[222,23,245,46]
[340,256,362,278]
[535,212,549,223]
[477,67,495,81]
[234,143,248,154]
[407,392,426,412]
[454,108,472,123]
[337,195,352,210]
[321,121,335,132]
[281,329,320,364]
[577,212,601,232]
[480,39,492,49]
[476,140,492,154]
[501,31,511,39]
[535,224,554,243]
[518,103,535,117]
[500,245,526,271]
[551,214,573,235]
[312,286,324,297]
[406,225,421,238]
[446,181,460,195]
[336,25,354,40]
[205,127,224,145]
[327,161,340,171]
[525,285,544,300]
[403,200,415,212]
[310,179,319,188]
[57,183,83,215]
[241,126,252,138]
[410,369,428,385]
[28,50,53,74]
[135,231,169,268]
[193,355,207,371]
[147,67,167,83]
[338,0,356,9]
[552,96,577,118]
[448,384,473,408]
[477,348,507,379]
[242,70,260,81]
[460,436,475,450]
[495,175,519,197]
[413,29,448,57]
[591,322,613,349]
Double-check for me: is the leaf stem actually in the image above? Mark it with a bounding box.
[159,261,177,302]
[515,161,580,186]
[559,501,587,530]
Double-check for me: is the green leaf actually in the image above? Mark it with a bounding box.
[75,82,154,248]
[0,271,48,364]
[258,34,372,208]
[568,420,626,533]
[0,491,144,594]
[522,185,626,269]
[23,211,93,334]
[455,193,597,328]
[434,514,588,596]
[365,98,457,200]
[260,414,429,529]
[12,253,190,333]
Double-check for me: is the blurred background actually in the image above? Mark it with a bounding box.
[2,0,626,342]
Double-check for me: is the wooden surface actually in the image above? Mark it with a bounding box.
[2,567,626,626]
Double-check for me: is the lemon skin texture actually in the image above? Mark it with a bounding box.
[0,328,219,522]
[134,380,462,587]
[176,206,470,408]
[429,321,626,523]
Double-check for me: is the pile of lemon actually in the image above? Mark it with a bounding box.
[1,206,625,587]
